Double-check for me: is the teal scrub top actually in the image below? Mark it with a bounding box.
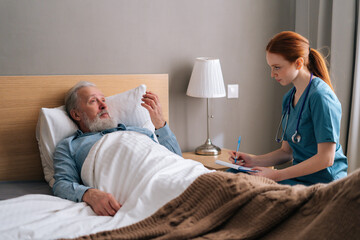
[280,77,348,185]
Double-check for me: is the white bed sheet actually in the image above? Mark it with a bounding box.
[0,131,212,240]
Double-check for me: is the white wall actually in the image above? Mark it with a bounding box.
[0,0,295,154]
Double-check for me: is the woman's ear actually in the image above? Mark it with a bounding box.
[295,57,305,70]
[70,109,81,122]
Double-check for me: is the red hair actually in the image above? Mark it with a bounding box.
[266,31,334,91]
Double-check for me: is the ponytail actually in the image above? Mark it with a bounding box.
[308,48,334,91]
[267,31,334,92]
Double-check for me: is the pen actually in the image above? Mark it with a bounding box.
[234,136,241,164]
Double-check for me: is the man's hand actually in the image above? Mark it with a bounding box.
[141,91,166,129]
[82,188,121,216]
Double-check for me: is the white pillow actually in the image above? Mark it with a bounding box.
[36,84,155,187]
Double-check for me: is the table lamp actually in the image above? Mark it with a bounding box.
[186,57,226,155]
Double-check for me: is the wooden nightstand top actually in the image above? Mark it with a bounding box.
[182,148,232,170]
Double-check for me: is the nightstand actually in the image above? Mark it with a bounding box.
[182,148,232,171]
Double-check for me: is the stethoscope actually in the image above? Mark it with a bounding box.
[275,73,313,144]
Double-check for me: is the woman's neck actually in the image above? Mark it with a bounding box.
[293,70,312,97]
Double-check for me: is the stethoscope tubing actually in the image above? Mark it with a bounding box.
[275,73,313,144]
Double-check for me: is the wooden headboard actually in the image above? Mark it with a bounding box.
[0,74,168,181]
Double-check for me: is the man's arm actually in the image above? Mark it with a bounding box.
[53,139,91,202]
[141,91,182,156]
[53,138,121,216]
[155,122,182,156]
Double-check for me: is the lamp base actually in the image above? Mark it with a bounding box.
[195,139,221,156]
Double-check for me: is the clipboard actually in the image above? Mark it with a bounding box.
[215,160,258,173]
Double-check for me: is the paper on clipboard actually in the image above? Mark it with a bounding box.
[215,160,258,173]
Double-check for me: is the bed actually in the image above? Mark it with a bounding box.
[0,74,359,240]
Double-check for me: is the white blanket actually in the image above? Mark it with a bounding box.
[0,131,211,240]
[81,131,212,226]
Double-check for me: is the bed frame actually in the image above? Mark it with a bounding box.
[0,74,169,182]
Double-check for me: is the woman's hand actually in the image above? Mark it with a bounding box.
[228,151,257,167]
[141,91,166,129]
[249,167,281,181]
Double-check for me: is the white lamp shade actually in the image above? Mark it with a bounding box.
[186,57,226,98]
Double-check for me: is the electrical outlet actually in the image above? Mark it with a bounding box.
[227,84,238,98]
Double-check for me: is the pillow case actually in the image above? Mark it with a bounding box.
[36,84,155,187]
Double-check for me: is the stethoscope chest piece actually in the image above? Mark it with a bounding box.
[291,131,301,143]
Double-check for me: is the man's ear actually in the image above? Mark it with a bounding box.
[70,109,81,122]
[295,57,304,70]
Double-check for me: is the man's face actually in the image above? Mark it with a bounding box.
[77,86,109,121]
[72,86,116,132]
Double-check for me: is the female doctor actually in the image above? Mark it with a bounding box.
[229,31,348,185]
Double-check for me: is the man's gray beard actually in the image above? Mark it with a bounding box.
[82,111,118,132]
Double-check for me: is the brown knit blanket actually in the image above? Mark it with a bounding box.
[71,170,360,240]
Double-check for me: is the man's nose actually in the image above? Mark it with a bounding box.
[99,101,107,110]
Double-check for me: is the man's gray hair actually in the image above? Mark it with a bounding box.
[65,81,96,118]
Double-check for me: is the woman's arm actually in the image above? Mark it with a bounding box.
[229,141,293,167]
[253,141,293,167]
[274,142,335,181]
[252,142,336,181]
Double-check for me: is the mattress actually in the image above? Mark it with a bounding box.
[0,180,52,200]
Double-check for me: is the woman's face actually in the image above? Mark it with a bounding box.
[266,52,299,86]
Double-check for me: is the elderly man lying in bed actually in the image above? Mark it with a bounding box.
[53,81,202,217]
